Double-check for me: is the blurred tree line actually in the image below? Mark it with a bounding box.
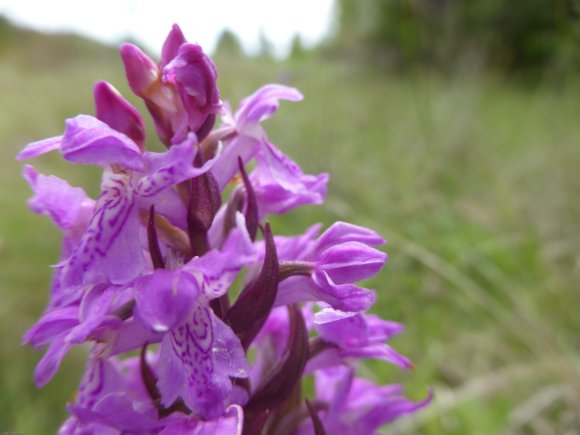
[331,0,580,72]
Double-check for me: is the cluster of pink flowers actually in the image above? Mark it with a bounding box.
[19,24,429,434]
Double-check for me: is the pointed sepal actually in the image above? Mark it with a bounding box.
[186,154,222,256]
[94,81,146,150]
[227,223,279,348]
[244,304,309,413]
[147,205,165,269]
[305,399,327,435]
[238,157,258,241]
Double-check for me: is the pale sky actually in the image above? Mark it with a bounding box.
[0,0,336,57]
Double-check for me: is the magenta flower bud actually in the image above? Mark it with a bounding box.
[119,43,160,99]
[163,43,222,139]
[94,81,146,150]
[160,23,187,68]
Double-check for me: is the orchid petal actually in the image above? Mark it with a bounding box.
[342,343,413,370]
[317,241,387,284]
[62,171,144,288]
[212,135,260,189]
[94,81,146,149]
[188,212,256,299]
[252,142,328,214]
[67,284,119,344]
[313,222,385,256]
[23,165,94,230]
[159,404,243,435]
[160,24,187,68]
[276,272,375,312]
[235,84,303,132]
[61,115,146,171]
[120,43,160,99]
[137,135,208,198]
[22,307,78,348]
[271,224,321,261]
[34,333,72,387]
[17,135,62,160]
[157,304,249,418]
[137,187,187,229]
[135,269,200,333]
[163,43,221,136]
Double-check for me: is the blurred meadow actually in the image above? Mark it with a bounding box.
[1,2,580,433]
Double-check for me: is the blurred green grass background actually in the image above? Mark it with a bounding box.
[1,18,579,434]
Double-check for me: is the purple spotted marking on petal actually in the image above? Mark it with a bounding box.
[137,135,214,198]
[62,171,143,287]
[77,358,113,409]
[158,303,248,419]
[163,305,217,415]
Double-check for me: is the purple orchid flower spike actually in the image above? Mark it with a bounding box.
[20,23,430,434]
